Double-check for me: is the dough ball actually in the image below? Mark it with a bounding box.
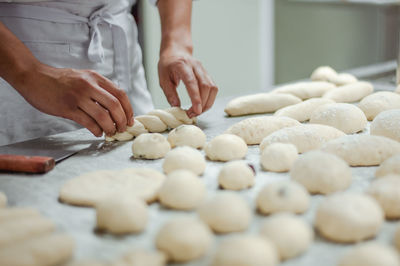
[315,192,384,243]
[158,170,206,210]
[115,249,167,266]
[310,103,367,133]
[358,91,400,120]
[167,125,206,149]
[394,225,400,252]
[256,181,310,215]
[96,197,148,234]
[339,242,400,266]
[310,66,337,82]
[218,160,255,190]
[0,192,6,208]
[321,134,400,166]
[259,213,313,260]
[212,235,278,266]
[371,109,400,142]
[376,155,400,177]
[260,124,345,153]
[155,217,213,263]
[260,143,298,172]
[198,192,252,233]
[290,151,352,194]
[205,134,247,161]
[132,133,171,159]
[323,81,373,103]
[225,116,300,145]
[367,175,400,219]
[162,146,206,175]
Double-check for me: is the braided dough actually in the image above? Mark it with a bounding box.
[225,116,300,145]
[323,81,373,103]
[224,93,301,116]
[272,81,335,100]
[321,135,400,166]
[260,124,345,153]
[275,98,335,122]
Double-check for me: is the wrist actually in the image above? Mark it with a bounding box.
[160,33,193,56]
[10,61,48,94]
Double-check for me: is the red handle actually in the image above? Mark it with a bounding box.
[0,155,55,173]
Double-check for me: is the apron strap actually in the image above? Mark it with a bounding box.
[0,3,131,90]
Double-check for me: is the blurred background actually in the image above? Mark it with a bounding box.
[135,0,400,109]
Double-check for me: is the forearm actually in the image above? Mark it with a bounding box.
[157,0,193,55]
[0,22,42,91]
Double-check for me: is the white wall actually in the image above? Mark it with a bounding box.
[140,0,274,108]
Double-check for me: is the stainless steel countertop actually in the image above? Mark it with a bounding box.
[0,70,399,266]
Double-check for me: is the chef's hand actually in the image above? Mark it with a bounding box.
[16,64,134,137]
[158,48,218,118]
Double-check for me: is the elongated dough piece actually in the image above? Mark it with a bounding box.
[260,124,345,153]
[323,81,373,103]
[224,93,301,116]
[135,115,168,133]
[358,91,400,120]
[375,155,400,178]
[0,208,40,223]
[225,116,300,145]
[275,98,335,122]
[272,81,335,100]
[321,135,400,166]
[148,109,182,128]
[311,66,357,86]
[0,216,55,247]
[0,233,74,266]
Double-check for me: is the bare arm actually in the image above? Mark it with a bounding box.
[0,22,133,137]
[157,0,218,117]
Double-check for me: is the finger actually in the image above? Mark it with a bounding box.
[79,98,117,136]
[92,72,134,127]
[176,64,202,115]
[90,84,127,133]
[71,108,103,137]
[160,79,181,107]
[203,83,218,112]
[193,65,211,110]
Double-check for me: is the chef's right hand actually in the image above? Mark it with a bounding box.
[14,64,134,137]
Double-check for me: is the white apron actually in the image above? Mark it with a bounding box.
[0,0,154,145]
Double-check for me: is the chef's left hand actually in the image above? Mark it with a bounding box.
[158,48,218,118]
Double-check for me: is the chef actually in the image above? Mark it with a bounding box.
[0,0,218,146]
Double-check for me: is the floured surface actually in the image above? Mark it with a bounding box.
[0,83,399,266]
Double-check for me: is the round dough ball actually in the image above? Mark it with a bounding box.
[132,133,171,159]
[205,134,247,162]
[155,217,213,263]
[259,213,313,260]
[371,109,400,142]
[212,235,278,266]
[167,125,206,149]
[339,242,400,266]
[315,192,384,243]
[310,103,367,134]
[256,181,310,215]
[260,143,298,172]
[218,160,255,190]
[394,225,400,252]
[367,175,400,219]
[198,192,252,233]
[358,91,400,121]
[290,151,352,194]
[162,146,206,175]
[96,197,148,234]
[158,170,206,210]
[0,192,7,208]
[376,155,400,177]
